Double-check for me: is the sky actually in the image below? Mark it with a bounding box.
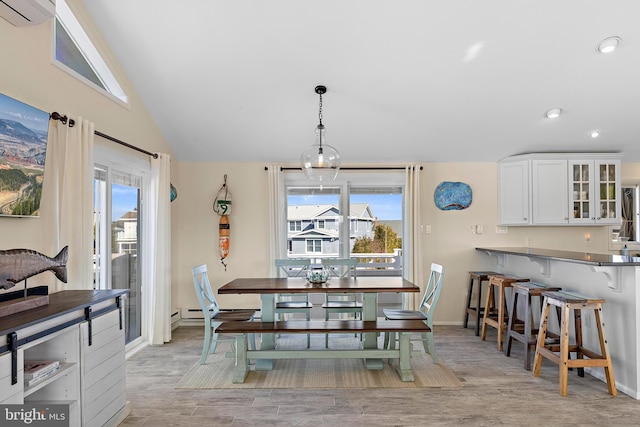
[0,93,49,133]
[112,184,138,221]
[288,194,402,220]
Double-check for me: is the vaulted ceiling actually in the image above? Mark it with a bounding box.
[83,1,640,163]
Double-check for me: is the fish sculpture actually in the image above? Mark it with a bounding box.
[0,246,68,290]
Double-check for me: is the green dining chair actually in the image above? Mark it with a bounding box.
[274,258,313,347]
[383,262,445,364]
[192,264,256,364]
[321,258,362,347]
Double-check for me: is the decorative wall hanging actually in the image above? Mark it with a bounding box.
[170,183,178,202]
[0,93,50,217]
[213,175,232,270]
[434,181,473,210]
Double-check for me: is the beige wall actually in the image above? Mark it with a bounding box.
[0,2,176,293]
[3,3,640,324]
[174,161,634,324]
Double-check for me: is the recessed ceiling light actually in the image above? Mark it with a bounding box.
[590,131,600,138]
[597,36,621,53]
[545,108,562,119]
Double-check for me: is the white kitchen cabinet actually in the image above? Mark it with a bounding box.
[569,159,621,225]
[498,159,530,225]
[498,153,622,226]
[532,159,569,224]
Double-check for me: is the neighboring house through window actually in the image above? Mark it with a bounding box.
[284,171,404,276]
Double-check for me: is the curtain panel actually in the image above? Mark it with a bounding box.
[147,153,172,345]
[403,165,422,310]
[41,116,94,291]
[267,165,285,276]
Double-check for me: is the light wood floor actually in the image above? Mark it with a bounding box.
[121,325,640,426]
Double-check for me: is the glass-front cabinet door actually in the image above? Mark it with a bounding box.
[569,159,620,225]
[596,160,620,224]
[569,160,593,224]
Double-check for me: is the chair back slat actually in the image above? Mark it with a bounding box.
[321,258,358,278]
[419,263,445,328]
[192,264,220,320]
[275,258,312,278]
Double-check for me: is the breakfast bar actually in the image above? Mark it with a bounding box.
[476,246,640,399]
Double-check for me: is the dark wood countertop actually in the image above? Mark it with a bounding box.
[0,289,128,337]
[476,247,640,267]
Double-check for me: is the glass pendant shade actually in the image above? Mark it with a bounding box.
[301,124,341,181]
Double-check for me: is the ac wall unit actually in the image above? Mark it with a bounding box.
[0,0,55,26]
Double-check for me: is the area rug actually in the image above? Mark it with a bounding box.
[175,335,462,389]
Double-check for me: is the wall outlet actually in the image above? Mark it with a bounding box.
[425,225,432,234]
[496,226,508,234]
[476,224,484,234]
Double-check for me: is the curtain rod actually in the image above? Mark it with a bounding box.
[50,112,159,159]
[264,166,423,171]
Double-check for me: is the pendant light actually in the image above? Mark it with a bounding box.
[301,85,341,181]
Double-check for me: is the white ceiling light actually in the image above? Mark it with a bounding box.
[597,36,621,53]
[301,85,341,182]
[545,108,562,119]
[590,131,600,138]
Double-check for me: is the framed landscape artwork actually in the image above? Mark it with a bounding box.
[0,93,49,217]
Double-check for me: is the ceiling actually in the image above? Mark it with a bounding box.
[82,1,640,164]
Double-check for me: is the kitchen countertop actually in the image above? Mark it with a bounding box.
[476,247,640,267]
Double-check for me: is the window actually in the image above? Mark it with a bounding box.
[54,0,128,104]
[306,239,322,253]
[284,171,405,276]
[610,184,640,252]
[289,221,302,231]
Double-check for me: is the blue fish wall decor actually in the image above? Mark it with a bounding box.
[434,181,473,210]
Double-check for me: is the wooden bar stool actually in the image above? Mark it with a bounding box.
[532,290,617,397]
[463,271,499,336]
[481,274,529,351]
[504,281,562,370]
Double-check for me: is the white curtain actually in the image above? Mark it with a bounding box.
[147,153,172,345]
[41,116,94,292]
[267,165,285,276]
[403,165,422,309]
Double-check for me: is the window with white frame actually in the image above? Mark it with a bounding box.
[306,239,322,253]
[54,0,128,104]
[284,170,405,276]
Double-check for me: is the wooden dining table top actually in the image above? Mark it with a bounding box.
[218,276,420,295]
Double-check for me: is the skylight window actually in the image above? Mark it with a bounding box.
[54,0,127,104]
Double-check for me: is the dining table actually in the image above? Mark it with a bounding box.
[218,276,420,370]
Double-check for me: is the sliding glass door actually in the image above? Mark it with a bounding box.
[93,164,144,345]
